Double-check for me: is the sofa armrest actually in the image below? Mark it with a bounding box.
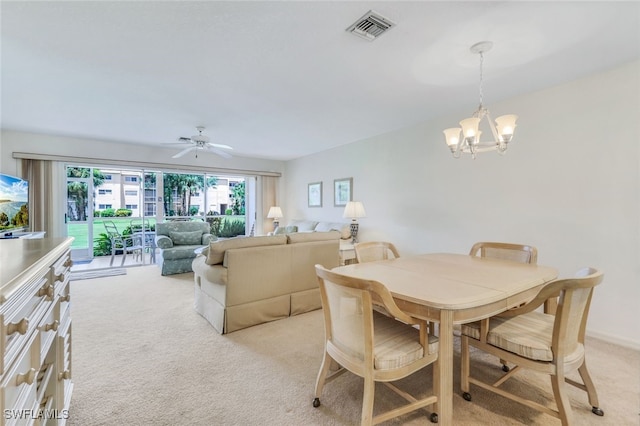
[156,235,173,249]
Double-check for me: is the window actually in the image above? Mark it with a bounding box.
[104,174,113,181]
[98,189,112,195]
[124,190,138,196]
[124,176,138,183]
[125,204,138,209]
[98,204,112,209]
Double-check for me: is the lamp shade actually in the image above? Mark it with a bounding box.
[342,201,366,219]
[267,206,283,219]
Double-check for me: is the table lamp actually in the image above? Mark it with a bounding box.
[342,201,366,243]
[267,206,283,229]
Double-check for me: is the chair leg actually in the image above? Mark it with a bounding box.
[361,376,375,426]
[577,361,604,416]
[313,352,333,407]
[551,372,573,426]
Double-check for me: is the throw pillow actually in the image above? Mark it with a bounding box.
[287,230,341,244]
[169,230,203,245]
[274,225,298,235]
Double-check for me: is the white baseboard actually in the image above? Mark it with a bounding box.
[587,330,640,351]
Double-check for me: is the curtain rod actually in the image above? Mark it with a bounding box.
[12,152,282,177]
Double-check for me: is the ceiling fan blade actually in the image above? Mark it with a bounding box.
[172,146,197,158]
[205,146,233,159]
[206,142,233,150]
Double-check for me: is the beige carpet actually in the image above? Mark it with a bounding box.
[68,266,639,425]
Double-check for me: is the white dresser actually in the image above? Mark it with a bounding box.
[0,238,73,425]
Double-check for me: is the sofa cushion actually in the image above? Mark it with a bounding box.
[169,230,203,245]
[287,230,341,244]
[314,222,351,240]
[288,220,318,232]
[205,234,288,265]
[161,245,202,260]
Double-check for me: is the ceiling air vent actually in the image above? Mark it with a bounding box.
[346,10,395,41]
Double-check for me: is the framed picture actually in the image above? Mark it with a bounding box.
[308,182,323,207]
[334,177,353,207]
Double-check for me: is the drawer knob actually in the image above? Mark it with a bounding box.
[55,273,65,282]
[7,318,29,335]
[60,294,71,303]
[42,320,59,332]
[16,368,36,386]
[58,370,71,381]
[38,284,54,298]
[64,258,72,267]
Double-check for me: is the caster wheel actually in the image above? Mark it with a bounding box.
[312,398,321,408]
[592,407,604,416]
[502,364,510,372]
[462,392,472,402]
[429,413,438,423]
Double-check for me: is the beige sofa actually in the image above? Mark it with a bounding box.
[192,231,340,334]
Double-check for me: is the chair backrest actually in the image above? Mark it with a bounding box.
[500,267,603,358]
[103,221,122,239]
[469,241,537,264]
[315,265,418,372]
[155,221,211,237]
[354,241,400,263]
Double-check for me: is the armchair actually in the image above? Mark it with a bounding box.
[155,221,215,275]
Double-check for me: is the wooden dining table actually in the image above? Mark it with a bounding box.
[332,252,558,426]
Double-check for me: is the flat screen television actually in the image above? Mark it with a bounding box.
[0,173,29,237]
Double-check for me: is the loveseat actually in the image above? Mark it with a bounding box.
[155,221,215,276]
[192,231,340,334]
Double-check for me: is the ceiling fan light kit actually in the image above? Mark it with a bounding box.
[443,41,519,159]
[169,127,233,159]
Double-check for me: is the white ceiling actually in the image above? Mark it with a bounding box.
[2,1,639,161]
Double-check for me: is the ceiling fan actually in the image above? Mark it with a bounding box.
[166,126,233,159]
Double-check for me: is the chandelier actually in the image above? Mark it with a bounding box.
[443,41,518,159]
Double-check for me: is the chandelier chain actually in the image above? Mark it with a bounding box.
[478,52,484,108]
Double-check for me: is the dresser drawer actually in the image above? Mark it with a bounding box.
[1,277,53,375]
[50,252,71,295]
[37,302,59,367]
[0,330,39,425]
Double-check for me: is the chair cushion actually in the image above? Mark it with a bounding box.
[169,230,203,245]
[373,313,438,370]
[462,311,555,361]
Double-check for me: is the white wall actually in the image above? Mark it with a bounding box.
[284,60,640,349]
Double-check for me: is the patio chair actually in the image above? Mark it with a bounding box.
[103,221,143,266]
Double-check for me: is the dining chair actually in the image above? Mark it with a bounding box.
[354,241,400,263]
[469,241,538,264]
[313,265,439,425]
[460,267,605,425]
[469,241,539,371]
[103,220,143,266]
